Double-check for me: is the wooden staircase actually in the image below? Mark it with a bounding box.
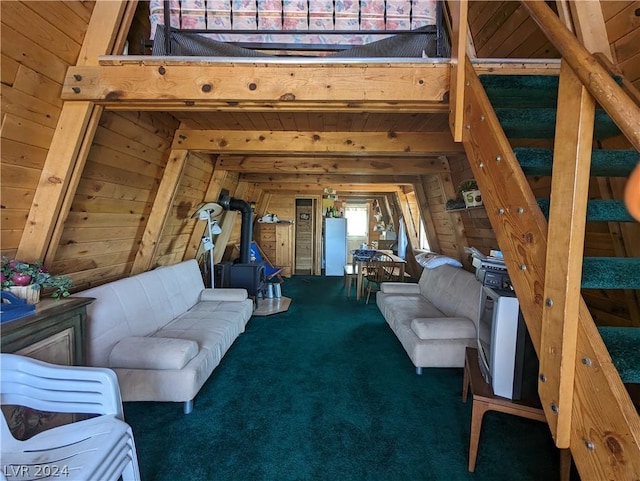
[458,58,640,480]
[485,72,640,377]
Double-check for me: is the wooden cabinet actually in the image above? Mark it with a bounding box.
[1,297,93,440]
[256,222,294,277]
[1,297,93,365]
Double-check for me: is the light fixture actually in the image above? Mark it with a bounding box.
[191,202,224,220]
[191,202,224,288]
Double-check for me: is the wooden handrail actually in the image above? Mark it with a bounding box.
[521,0,640,152]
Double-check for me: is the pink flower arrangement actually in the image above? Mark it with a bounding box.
[1,257,72,299]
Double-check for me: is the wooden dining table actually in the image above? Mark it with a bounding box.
[351,250,407,301]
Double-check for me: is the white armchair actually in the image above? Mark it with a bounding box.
[0,353,140,481]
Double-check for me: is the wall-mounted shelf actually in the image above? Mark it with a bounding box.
[446,205,485,213]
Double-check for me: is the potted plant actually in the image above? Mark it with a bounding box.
[1,257,73,303]
[458,179,483,208]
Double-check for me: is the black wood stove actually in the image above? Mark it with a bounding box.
[216,194,266,299]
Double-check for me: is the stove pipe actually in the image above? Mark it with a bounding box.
[218,193,253,264]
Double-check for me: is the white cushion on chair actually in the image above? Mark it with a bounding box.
[343,264,359,275]
[109,337,198,370]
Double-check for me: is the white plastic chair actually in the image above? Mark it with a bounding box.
[0,353,140,481]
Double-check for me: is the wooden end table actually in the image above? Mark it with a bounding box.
[462,347,571,479]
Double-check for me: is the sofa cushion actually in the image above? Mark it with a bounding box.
[418,265,482,321]
[200,288,248,302]
[109,336,199,370]
[378,294,445,323]
[379,283,421,295]
[82,259,206,366]
[410,317,476,340]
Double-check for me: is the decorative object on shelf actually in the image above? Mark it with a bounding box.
[446,198,467,211]
[323,187,338,201]
[458,179,483,208]
[1,257,72,302]
[258,213,280,223]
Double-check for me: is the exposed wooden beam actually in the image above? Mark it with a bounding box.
[447,0,468,142]
[42,105,101,268]
[471,60,561,75]
[539,61,594,448]
[174,131,463,155]
[257,183,402,193]
[397,190,420,250]
[414,178,441,253]
[16,1,131,263]
[213,211,238,265]
[63,61,449,109]
[239,173,416,185]
[567,0,613,61]
[78,102,450,114]
[219,155,450,174]
[214,183,248,264]
[132,150,189,275]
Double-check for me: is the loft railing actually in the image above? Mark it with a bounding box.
[152,0,449,55]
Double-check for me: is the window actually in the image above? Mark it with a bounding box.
[419,220,431,251]
[344,204,368,236]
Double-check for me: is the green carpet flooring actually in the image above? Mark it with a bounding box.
[124,276,561,481]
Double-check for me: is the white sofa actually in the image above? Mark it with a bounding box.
[376,264,482,374]
[80,259,254,413]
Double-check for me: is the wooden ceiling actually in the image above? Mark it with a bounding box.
[170,111,451,133]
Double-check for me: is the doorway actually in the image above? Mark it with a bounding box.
[344,202,368,262]
[295,199,315,275]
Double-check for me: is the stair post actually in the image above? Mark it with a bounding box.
[538,60,594,448]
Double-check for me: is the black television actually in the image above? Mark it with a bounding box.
[477,286,539,401]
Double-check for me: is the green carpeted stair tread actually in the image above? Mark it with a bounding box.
[495,108,620,139]
[581,257,640,290]
[479,74,559,108]
[514,147,639,177]
[536,199,634,223]
[598,326,640,384]
[480,74,621,139]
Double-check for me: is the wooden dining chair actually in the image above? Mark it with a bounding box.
[364,253,396,304]
[343,264,360,298]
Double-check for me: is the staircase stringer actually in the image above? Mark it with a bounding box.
[460,57,640,480]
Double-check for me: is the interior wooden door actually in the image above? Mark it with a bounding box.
[295,199,314,275]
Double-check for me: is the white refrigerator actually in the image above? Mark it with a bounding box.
[323,218,347,276]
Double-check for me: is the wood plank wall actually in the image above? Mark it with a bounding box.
[154,151,214,267]
[448,155,498,256]
[468,0,560,58]
[602,1,640,90]
[423,174,458,258]
[1,1,95,259]
[51,110,180,290]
